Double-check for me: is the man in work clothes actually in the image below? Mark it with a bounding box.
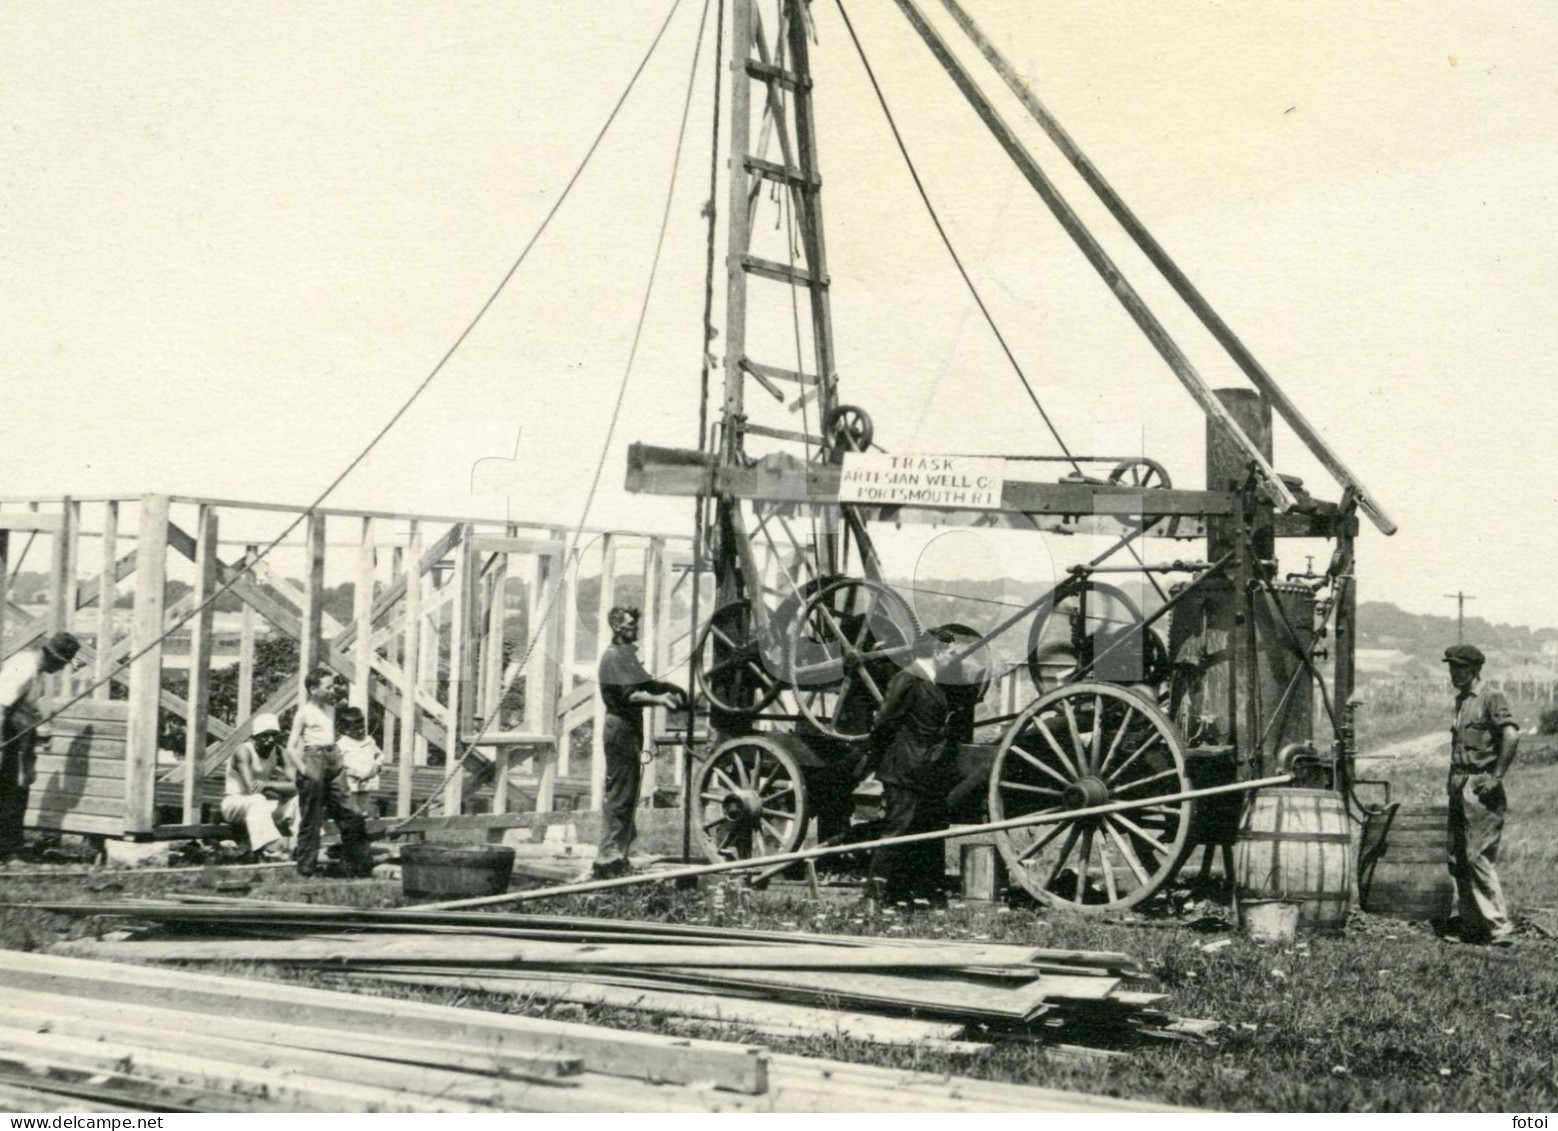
[0,631,80,864]
[594,606,688,879]
[1444,644,1519,946]
[864,627,955,905]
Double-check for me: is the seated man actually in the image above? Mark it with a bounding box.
[220,712,296,862]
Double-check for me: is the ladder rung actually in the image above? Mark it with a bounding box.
[742,255,826,288]
[743,422,826,446]
[744,156,820,190]
[742,358,819,386]
[745,59,811,92]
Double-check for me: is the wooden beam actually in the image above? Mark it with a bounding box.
[937,0,1394,536]
[0,949,770,1095]
[237,549,256,722]
[181,506,218,824]
[534,532,564,811]
[398,524,423,818]
[298,512,326,692]
[351,517,375,712]
[93,502,117,700]
[890,0,1296,514]
[0,531,9,674]
[443,528,474,817]
[590,533,616,811]
[124,495,169,835]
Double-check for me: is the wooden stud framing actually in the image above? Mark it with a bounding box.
[125,494,169,834]
[398,524,423,818]
[589,534,617,811]
[352,517,375,713]
[181,506,219,823]
[298,512,327,694]
[93,502,118,700]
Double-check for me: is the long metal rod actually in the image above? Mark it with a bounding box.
[888,0,1296,515]
[937,0,1394,537]
[415,772,1294,911]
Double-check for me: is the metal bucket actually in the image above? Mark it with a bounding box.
[400,844,515,900]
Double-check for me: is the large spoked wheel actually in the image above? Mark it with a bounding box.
[787,578,920,741]
[694,600,783,716]
[693,735,809,862]
[990,683,1193,912]
[1027,580,1168,692]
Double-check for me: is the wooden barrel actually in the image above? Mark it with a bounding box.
[1359,805,1453,922]
[401,844,516,900]
[1234,789,1353,932]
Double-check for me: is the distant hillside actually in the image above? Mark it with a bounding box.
[1358,600,1558,668]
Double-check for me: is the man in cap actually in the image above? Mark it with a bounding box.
[1444,643,1519,946]
[0,631,81,864]
[594,605,689,879]
[220,712,296,863]
[863,626,957,905]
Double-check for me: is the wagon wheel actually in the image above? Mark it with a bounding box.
[788,578,920,741]
[693,735,809,862]
[693,600,782,716]
[1027,580,1168,692]
[824,404,874,456]
[990,683,1193,911]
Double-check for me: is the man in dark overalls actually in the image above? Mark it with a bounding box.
[1444,643,1518,947]
[594,606,688,879]
[865,627,955,904]
[0,632,80,865]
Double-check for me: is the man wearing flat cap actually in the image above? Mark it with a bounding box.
[864,626,957,904]
[0,631,81,864]
[1444,643,1518,946]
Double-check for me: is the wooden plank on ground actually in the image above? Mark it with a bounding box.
[53,935,1048,970]
[1,949,769,1094]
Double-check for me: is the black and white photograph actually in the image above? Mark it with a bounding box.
[1,0,1555,1117]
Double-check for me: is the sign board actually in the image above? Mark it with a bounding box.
[837,453,1006,510]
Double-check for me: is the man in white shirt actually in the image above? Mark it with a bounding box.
[0,632,80,863]
[220,712,296,862]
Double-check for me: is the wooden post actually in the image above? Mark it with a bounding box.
[533,536,564,813]
[182,506,219,823]
[556,540,579,779]
[125,495,170,835]
[589,535,617,812]
[397,525,423,819]
[442,528,475,818]
[382,544,401,755]
[484,551,510,815]
[236,545,257,724]
[47,498,74,697]
[352,517,375,713]
[298,513,327,699]
[640,539,664,798]
[93,503,118,700]
[1207,389,1273,776]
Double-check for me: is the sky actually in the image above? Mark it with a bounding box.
[4,1,1557,628]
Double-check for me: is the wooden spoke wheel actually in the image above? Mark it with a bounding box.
[1026,580,1168,692]
[824,404,874,456]
[989,683,1193,912]
[693,735,809,862]
[788,578,920,741]
[694,600,782,716]
[1106,457,1172,491]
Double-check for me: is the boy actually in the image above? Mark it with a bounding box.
[336,705,384,818]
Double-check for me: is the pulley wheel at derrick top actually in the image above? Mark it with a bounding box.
[824,405,873,457]
[693,735,810,862]
[989,683,1193,912]
[787,578,921,742]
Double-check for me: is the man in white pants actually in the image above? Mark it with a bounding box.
[221,713,296,861]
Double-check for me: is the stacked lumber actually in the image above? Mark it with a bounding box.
[22,897,1194,1051]
[0,950,1186,1113]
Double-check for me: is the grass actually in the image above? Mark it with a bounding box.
[5,756,1558,1111]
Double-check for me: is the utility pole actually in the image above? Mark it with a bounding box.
[1443,590,1476,644]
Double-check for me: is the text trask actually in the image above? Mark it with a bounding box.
[837,453,1007,510]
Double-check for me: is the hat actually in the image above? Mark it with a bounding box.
[40,631,80,665]
[1442,644,1486,667]
[251,712,282,736]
